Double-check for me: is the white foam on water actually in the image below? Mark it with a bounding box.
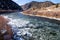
[17,28,32,36]
[2,15,30,27]
[8,19,30,27]
[2,15,32,38]
[1,14,35,40]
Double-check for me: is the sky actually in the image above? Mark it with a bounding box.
[12,0,60,5]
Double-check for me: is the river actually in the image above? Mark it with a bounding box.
[1,12,60,40]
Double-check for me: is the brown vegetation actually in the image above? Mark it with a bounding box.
[23,8,60,18]
[22,2,60,19]
[22,1,55,10]
[0,10,19,13]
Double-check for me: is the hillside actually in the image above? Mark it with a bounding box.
[22,1,55,10]
[0,0,23,13]
[22,1,60,20]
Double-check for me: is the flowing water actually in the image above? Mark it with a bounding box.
[1,12,60,40]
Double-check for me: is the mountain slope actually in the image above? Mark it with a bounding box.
[22,1,60,20]
[22,1,55,10]
[0,0,23,12]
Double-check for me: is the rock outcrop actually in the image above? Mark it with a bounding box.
[0,16,13,40]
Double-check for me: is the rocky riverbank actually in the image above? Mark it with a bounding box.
[0,16,13,40]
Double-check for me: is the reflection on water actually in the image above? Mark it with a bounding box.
[1,12,60,40]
